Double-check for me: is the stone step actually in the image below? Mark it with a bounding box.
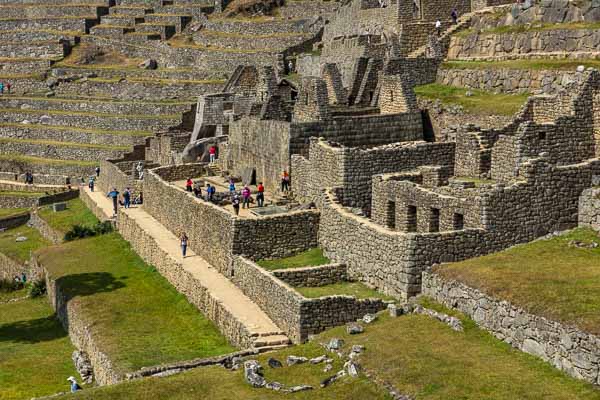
[143,13,191,32]
[251,334,291,348]
[0,4,108,18]
[0,138,128,161]
[100,14,143,26]
[90,24,135,36]
[109,5,154,16]
[0,16,97,32]
[0,122,149,147]
[0,95,194,115]
[0,57,55,73]
[134,22,176,39]
[0,108,181,131]
[0,41,70,59]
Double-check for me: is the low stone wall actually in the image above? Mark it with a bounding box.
[96,159,143,201]
[579,187,600,232]
[422,271,600,385]
[0,252,26,281]
[0,211,30,230]
[43,259,122,385]
[272,263,347,287]
[28,212,64,244]
[231,256,386,342]
[437,67,583,94]
[0,140,125,162]
[0,189,77,209]
[117,211,254,349]
[79,186,112,221]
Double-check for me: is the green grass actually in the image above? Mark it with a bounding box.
[414,83,529,116]
[0,208,28,219]
[38,233,236,374]
[0,191,45,197]
[0,287,28,303]
[296,281,395,301]
[37,198,99,234]
[0,225,50,263]
[0,297,78,400]
[436,227,600,335]
[0,138,128,151]
[56,304,600,400]
[0,154,97,167]
[457,21,600,37]
[256,248,330,271]
[443,59,600,71]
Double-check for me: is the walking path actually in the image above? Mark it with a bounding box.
[82,186,290,349]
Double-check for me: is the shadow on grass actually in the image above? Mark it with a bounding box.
[0,315,67,344]
[57,272,126,301]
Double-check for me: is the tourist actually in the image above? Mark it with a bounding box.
[206,183,215,201]
[95,166,100,178]
[0,82,4,95]
[123,187,131,209]
[288,60,294,74]
[65,176,71,190]
[242,185,251,209]
[435,19,442,36]
[88,176,95,192]
[229,178,236,193]
[281,170,290,192]
[67,377,82,393]
[193,180,202,198]
[107,187,120,215]
[451,8,458,24]
[232,193,240,216]
[20,272,26,284]
[256,182,265,207]
[5,82,10,94]
[180,232,189,258]
[185,177,193,192]
[209,145,217,164]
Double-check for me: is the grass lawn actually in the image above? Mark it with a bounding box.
[0,208,28,219]
[0,297,77,400]
[296,281,395,301]
[0,287,28,303]
[443,59,600,71]
[414,83,529,116]
[37,233,235,374]
[436,228,600,335]
[56,303,600,400]
[38,198,98,234]
[256,248,330,271]
[0,225,50,263]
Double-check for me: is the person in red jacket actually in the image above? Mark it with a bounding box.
[185,178,193,192]
[256,182,265,207]
[209,145,217,164]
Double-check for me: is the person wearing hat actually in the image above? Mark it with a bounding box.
[67,376,82,392]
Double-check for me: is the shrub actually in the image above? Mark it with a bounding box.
[28,280,46,298]
[64,221,114,241]
[0,278,22,292]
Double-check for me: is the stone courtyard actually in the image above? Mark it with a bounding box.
[1,0,600,397]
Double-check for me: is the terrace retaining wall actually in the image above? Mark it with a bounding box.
[272,263,348,287]
[422,271,600,385]
[579,187,600,232]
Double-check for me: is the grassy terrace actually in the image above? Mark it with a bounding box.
[0,191,45,197]
[297,281,395,301]
[414,83,529,116]
[0,122,151,137]
[0,154,97,167]
[0,297,78,400]
[38,233,235,373]
[0,138,128,151]
[0,108,180,120]
[56,304,600,399]
[0,94,194,105]
[200,29,310,39]
[0,73,45,80]
[38,198,98,234]
[85,77,226,85]
[436,228,600,335]
[257,248,330,271]
[0,207,28,219]
[0,225,50,263]
[458,21,600,37]
[443,59,600,71]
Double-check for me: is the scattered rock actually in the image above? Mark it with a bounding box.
[465,90,473,97]
[21,120,31,125]
[568,239,598,249]
[351,345,365,354]
[243,360,265,388]
[320,370,346,388]
[361,314,377,324]
[309,355,328,364]
[265,381,284,391]
[39,115,52,124]
[347,323,364,335]
[388,303,399,317]
[267,357,283,368]
[230,356,243,370]
[139,59,158,70]
[15,236,28,242]
[326,338,344,351]
[287,385,313,393]
[345,360,361,377]
[323,363,333,373]
[286,355,308,366]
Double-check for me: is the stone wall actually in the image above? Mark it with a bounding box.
[0,211,30,231]
[422,271,600,385]
[0,189,78,209]
[272,263,348,287]
[28,212,64,244]
[579,187,600,232]
[117,211,255,349]
[0,140,124,163]
[448,29,600,60]
[437,66,584,94]
[0,252,26,281]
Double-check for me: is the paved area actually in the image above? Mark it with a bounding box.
[83,186,290,348]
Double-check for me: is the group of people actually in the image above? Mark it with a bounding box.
[228,179,266,215]
[106,187,138,215]
[435,9,459,36]
[23,172,34,185]
[0,81,12,95]
[185,178,217,202]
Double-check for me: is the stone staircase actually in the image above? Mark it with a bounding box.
[90,0,213,42]
[407,12,478,58]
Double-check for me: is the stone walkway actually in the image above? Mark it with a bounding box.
[82,187,290,349]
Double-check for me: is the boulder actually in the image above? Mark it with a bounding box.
[267,357,283,368]
[346,323,364,335]
[243,360,265,388]
[286,355,308,366]
[139,59,158,70]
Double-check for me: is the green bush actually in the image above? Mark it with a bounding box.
[64,221,114,242]
[28,280,46,298]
